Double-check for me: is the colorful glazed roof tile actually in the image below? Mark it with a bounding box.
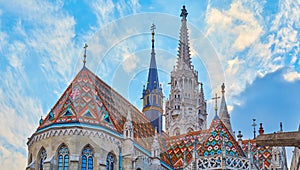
[200,119,245,158]
[165,130,208,168]
[38,66,157,151]
[163,119,245,169]
[241,139,273,169]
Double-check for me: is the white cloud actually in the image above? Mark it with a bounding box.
[90,0,141,28]
[0,69,42,170]
[206,1,263,51]
[7,41,26,70]
[204,0,299,104]
[226,57,245,76]
[283,71,300,82]
[123,53,140,73]
[0,1,78,169]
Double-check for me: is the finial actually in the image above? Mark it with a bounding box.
[200,82,203,91]
[252,119,257,139]
[259,123,264,135]
[150,24,156,48]
[212,93,221,119]
[83,43,88,66]
[280,122,283,132]
[221,83,225,94]
[49,110,54,120]
[237,131,243,140]
[180,5,188,19]
[39,116,43,125]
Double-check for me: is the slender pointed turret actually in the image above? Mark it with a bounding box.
[146,24,159,91]
[219,83,233,134]
[123,107,133,139]
[142,24,163,134]
[176,5,192,70]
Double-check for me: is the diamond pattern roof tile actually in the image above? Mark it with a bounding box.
[38,66,157,151]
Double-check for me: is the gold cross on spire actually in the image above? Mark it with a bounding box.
[83,43,88,66]
[212,93,221,118]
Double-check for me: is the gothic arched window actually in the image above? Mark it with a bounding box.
[153,95,157,104]
[58,145,69,170]
[38,147,47,170]
[81,146,93,170]
[187,127,194,133]
[106,152,115,170]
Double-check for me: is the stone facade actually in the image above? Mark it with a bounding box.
[290,125,300,170]
[26,127,122,170]
[290,147,300,170]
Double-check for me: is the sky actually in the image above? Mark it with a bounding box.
[0,0,299,169]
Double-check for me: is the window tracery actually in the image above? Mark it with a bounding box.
[81,146,93,170]
[58,145,69,170]
[106,152,115,170]
[39,147,47,170]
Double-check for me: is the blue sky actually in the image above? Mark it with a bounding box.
[0,0,299,169]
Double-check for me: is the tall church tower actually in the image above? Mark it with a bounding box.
[142,24,163,134]
[165,6,207,136]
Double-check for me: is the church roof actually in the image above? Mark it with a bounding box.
[241,139,273,169]
[163,119,245,169]
[38,66,156,151]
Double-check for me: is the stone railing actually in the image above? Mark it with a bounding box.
[194,154,250,170]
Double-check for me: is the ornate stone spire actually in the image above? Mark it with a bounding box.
[164,6,207,136]
[219,83,233,134]
[176,5,192,70]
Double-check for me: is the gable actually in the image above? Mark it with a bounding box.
[200,119,245,157]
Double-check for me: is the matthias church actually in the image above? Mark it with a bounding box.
[26,6,288,170]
